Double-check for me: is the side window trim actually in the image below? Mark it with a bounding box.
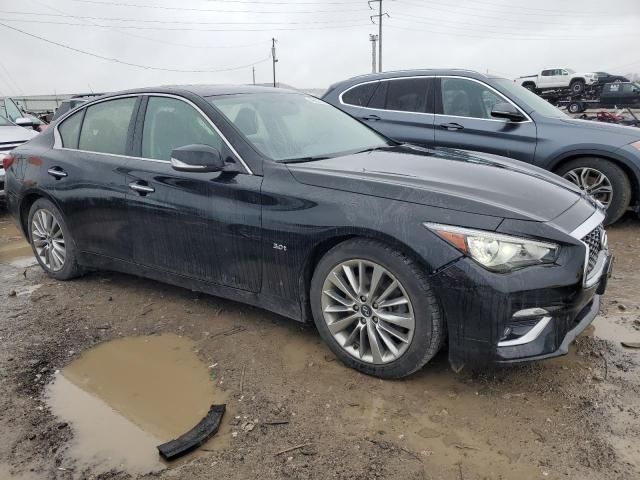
[53,93,253,174]
[435,76,532,123]
[338,76,436,116]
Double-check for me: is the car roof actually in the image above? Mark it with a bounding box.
[328,69,507,88]
[96,84,299,99]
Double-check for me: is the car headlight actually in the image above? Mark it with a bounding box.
[424,223,559,272]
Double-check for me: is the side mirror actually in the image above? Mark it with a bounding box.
[15,117,36,128]
[170,144,225,173]
[491,102,526,122]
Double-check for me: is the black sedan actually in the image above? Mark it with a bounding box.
[595,72,630,84]
[3,86,612,378]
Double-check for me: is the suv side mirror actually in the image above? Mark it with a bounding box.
[491,102,526,122]
[15,117,36,128]
[170,144,225,173]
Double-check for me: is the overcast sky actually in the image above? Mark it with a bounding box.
[0,0,638,95]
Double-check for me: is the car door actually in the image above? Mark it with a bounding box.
[341,78,436,147]
[434,77,537,162]
[48,96,139,261]
[125,94,263,292]
[538,70,554,88]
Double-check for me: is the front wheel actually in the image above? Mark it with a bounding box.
[310,239,444,378]
[570,80,586,94]
[28,198,83,280]
[556,157,631,225]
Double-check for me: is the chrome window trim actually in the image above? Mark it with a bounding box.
[338,75,532,123]
[53,92,253,175]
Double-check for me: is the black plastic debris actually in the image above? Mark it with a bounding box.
[157,404,226,461]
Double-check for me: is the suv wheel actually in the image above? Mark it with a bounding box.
[310,239,444,378]
[27,198,83,280]
[557,157,631,225]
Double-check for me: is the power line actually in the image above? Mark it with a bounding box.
[384,21,636,41]
[0,22,272,73]
[0,11,364,25]
[389,14,634,38]
[29,0,269,50]
[66,0,368,14]
[400,0,632,19]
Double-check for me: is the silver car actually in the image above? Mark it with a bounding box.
[0,114,37,199]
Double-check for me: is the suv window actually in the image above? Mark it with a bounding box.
[142,96,222,161]
[342,82,378,107]
[441,78,507,119]
[78,97,137,155]
[58,110,84,149]
[541,70,553,77]
[385,78,432,113]
[365,78,433,113]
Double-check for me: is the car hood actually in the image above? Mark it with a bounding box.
[287,146,587,222]
[0,125,38,143]
[552,117,640,144]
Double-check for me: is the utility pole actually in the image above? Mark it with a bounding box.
[369,34,378,73]
[252,66,256,85]
[368,1,389,73]
[271,38,278,88]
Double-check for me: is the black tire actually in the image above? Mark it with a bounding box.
[310,239,444,378]
[522,82,536,92]
[570,79,586,94]
[568,102,584,114]
[556,157,631,225]
[27,198,83,280]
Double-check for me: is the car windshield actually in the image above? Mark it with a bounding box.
[493,79,568,119]
[209,92,391,162]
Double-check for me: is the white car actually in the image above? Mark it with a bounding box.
[0,114,37,199]
[516,68,598,94]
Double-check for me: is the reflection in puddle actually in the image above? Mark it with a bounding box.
[46,334,232,475]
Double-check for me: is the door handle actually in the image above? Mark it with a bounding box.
[439,122,464,131]
[128,181,155,195]
[361,114,381,121]
[47,166,68,179]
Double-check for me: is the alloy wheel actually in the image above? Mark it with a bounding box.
[321,259,415,365]
[31,209,66,271]
[563,167,613,209]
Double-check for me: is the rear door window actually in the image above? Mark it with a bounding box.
[58,110,84,149]
[142,96,223,161]
[384,78,432,113]
[78,97,137,155]
[342,82,378,107]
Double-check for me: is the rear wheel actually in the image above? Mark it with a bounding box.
[310,239,444,378]
[568,102,584,114]
[556,157,631,225]
[522,83,536,92]
[27,198,83,280]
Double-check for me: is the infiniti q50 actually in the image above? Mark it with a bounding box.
[4,86,612,377]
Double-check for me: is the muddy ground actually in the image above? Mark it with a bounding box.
[0,209,639,480]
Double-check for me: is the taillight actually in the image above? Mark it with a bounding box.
[2,154,15,170]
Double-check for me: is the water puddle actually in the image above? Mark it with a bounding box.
[0,220,32,263]
[591,313,640,349]
[46,334,232,475]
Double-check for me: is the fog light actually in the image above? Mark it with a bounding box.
[498,308,552,347]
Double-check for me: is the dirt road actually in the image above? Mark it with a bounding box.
[1,210,639,479]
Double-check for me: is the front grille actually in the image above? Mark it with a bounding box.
[582,225,604,274]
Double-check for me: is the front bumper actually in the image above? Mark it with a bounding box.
[431,252,612,370]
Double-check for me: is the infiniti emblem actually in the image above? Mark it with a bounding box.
[361,305,372,318]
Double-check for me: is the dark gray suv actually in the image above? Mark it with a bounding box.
[322,69,640,224]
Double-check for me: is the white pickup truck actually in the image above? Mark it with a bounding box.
[516,68,598,94]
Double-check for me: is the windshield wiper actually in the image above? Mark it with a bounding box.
[281,155,333,164]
